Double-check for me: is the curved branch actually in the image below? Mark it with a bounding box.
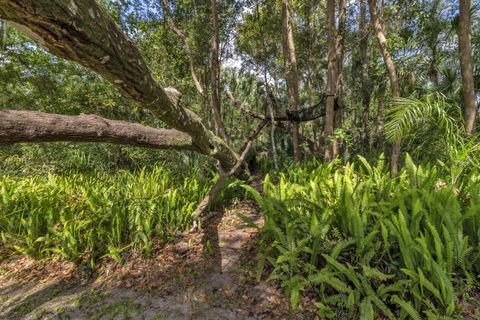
[193,120,268,222]
[226,90,329,122]
[226,90,316,152]
[161,0,205,97]
[0,109,196,151]
[0,0,239,171]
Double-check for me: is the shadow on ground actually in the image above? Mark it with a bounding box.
[0,201,296,320]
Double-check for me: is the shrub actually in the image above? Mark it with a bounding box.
[245,155,480,319]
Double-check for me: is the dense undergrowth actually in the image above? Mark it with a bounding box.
[0,163,227,263]
[245,155,480,319]
[2,141,480,318]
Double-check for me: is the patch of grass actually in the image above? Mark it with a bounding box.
[3,281,68,319]
[76,288,110,306]
[89,297,146,320]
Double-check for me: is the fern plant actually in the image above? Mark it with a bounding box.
[246,156,480,319]
[0,165,226,262]
[385,93,480,184]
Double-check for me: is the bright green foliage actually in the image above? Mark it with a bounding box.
[384,94,480,184]
[0,166,224,262]
[245,155,480,318]
[385,94,460,144]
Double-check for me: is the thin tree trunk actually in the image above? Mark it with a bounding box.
[161,0,205,97]
[281,0,302,162]
[458,0,477,135]
[193,120,267,223]
[368,0,401,173]
[0,0,240,172]
[333,0,346,158]
[264,67,279,170]
[305,1,319,156]
[323,0,337,162]
[429,47,440,86]
[210,0,229,142]
[360,0,371,152]
[0,20,4,50]
[375,95,385,150]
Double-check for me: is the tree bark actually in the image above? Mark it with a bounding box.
[375,95,385,150]
[458,0,477,135]
[0,0,239,171]
[429,47,440,86]
[264,68,279,170]
[0,19,4,50]
[210,0,229,142]
[368,0,401,173]
[360,0,371,152]
[0,109,196,151]
[323,0,337,162]
[333,0,346,158]
[281,0,302,162]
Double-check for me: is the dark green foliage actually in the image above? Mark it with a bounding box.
[245,156,480,318]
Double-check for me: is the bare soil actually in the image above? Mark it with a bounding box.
[0,200,307,320]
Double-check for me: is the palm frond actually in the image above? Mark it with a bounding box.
[384,94,461,143]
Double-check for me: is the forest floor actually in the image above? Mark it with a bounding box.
[0,197,310,320]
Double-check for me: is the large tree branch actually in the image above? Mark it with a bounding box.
[0,0,239,171]
[0,109,196,151]
[226,90,329,122]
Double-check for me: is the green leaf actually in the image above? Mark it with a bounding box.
[391,295,422,320]
[360,298,374,320]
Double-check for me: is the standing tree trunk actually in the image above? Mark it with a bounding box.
[0,19,5,50]
[458,0,477,135]
[323,0,337,162]
[333,0,346,158]
[264,66,279,171]
[429,47,440,86]
[304,2,321,155]
[281,0,302,162]
[360,0,371,152]
[368,0,401,173]
[210,0,229,143]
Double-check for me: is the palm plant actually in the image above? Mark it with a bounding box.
[384,93,480,182]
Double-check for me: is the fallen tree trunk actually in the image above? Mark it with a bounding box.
[0,109,196,151]
[0,0,239,171]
